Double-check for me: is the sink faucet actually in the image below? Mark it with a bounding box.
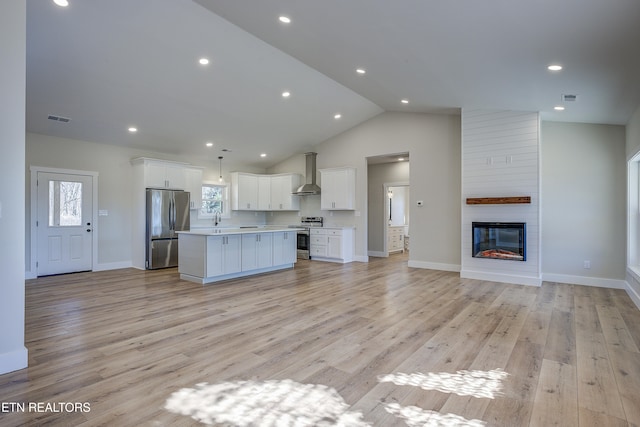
[213,212,221,227]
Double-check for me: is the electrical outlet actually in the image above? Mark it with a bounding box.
[583,260,591,269]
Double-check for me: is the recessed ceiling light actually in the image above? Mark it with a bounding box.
[356,68,366,75]
[279,16,291,24]
[128,127,138,133]
[398,157,405,161]
[282,91,291,98]
[199,58,210,65]
[334,114,342,119]
[554,106,565,111]
[206,142,213,147]
[260,153,267,158]
[401,99,409,104]
[548,64,563,71]
[53,0,69,7]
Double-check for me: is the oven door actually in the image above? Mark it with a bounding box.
[296,230,310,259]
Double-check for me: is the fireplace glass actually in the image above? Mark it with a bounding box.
[472,222,526,261]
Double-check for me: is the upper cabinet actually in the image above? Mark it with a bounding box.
[184,167,204,209]
[231,172,301,211]
[231,172,259,210]
[271,174,301,211]
[132,157,188,190]
[320,167,356,210]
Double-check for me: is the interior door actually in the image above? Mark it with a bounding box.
[37,172,93,276]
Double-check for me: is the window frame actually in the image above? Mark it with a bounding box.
[198,181,230,219]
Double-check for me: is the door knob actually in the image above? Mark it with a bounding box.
[86,229,92,232]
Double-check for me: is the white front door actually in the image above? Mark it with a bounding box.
[36,172,94,276]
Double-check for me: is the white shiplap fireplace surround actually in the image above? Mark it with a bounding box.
[461,110,541,286]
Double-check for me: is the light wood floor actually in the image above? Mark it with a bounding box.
[2,254,640,426]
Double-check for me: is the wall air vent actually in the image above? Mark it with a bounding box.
[47,114,71,123]
[561,94,578,102]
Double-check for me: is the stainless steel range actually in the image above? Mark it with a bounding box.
[290,216,323,259]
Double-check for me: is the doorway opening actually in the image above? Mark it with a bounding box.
[366,153,410,257]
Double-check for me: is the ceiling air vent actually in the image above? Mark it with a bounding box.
[561,94,578,102]
[47,114,71,123]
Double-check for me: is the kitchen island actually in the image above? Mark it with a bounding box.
[177,227,301,284]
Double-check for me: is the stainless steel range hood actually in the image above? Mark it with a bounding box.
[292,152,321,195]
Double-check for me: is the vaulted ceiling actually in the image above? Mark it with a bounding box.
[26,0,640,168]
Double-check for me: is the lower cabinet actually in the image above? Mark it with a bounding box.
[310,228,354,263]
[387,226,405,254]
[179,230,297,284]
[206,235,242,277]
[241,233,273,271]
[273,231,297,265]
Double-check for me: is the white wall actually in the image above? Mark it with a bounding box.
[0,1,28,374]
[461,110,541,286]
[25,133,265,275]
[542,122,626,287]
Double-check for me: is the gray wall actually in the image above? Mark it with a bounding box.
[542,121,626,282]
[0,1,27,374]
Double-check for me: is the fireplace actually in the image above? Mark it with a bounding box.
[472,222,526,261]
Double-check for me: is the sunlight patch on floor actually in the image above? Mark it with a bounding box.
[383,403,486,427]
[164,379,370,426]
[378,368,508,399]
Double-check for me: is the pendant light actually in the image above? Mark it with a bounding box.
[218,156,223,182]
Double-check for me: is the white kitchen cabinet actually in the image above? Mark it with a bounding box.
[241,233,273,271]
[178,229,298,284]
[272,231,297,265]
[309,227,354,263]
[258,176,272,210]
[270,174,301,211]
[320,167,356,210]
[387,226,405,254]
[184,166,204,209]
[140,159,187,189]
[231,172,301,211]
[231,172,259,210]
[206,234,241,276]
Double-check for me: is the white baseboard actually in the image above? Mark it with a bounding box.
[24,270,36,280]
[94,261,133,272]
[625,270,640,310]
[460,269,542,287]
[354,255,369,262]
[408,260,461,272]
[542,273,626,289]
[0,346,28,375]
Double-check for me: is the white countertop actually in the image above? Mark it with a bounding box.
[177,226,303,236]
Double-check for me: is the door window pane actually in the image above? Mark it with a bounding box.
[49,180,83,226]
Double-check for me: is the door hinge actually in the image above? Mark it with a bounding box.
[36,220,38,227]
[36,262,38,268]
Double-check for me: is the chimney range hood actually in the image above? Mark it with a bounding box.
[292,152,321,195]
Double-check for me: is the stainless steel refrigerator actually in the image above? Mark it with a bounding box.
[146,189,190,269]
